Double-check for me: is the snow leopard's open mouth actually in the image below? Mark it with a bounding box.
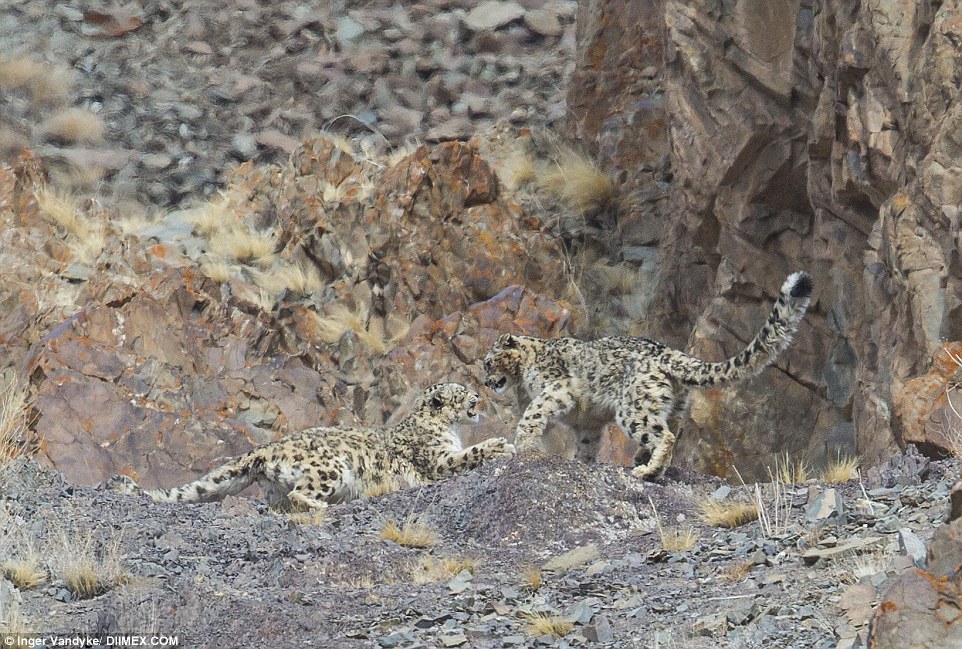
[485,376,507,394]
[466,398,480,422]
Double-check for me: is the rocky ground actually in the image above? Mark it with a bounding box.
[3,0,962,647]
[2,448,960,648]
[0,0,576,207]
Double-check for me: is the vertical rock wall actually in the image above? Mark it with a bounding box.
[569,0,962,479]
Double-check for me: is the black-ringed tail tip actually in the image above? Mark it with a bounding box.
[785,271,814,299]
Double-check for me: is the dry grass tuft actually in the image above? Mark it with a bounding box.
[820,454,860,484]
[362,476,404,499]
[521,565,543,591]
[775,453,810,485]
[185,193,232,237]
[649,496,699,552]
[254,262,324,296]
[285,508,326,526]
[500,151,537,190]
[34,188,106,262]
[523,613,574,639]
[409,555,478,584]
[538,147,614,216]
[0,374,28,468]
[38,108,105,145]
[2,546,45,590]
[719,559,754,583]
[319,131,356,156]
[208,229,277,267]
[310,303,408,355]
[199,257,235,283]
[380,516,438,549]
[50,529,127,599]
[696,498,759,529]
[0,57,74,104]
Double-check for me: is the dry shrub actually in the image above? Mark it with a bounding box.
[696,498,759,529]
[524,613,573,639]
[2,538,45,590]
[38,108,105,145]
[185,193,232,237]
[380,516,438,549]
[199,257,234,283]
[285,508,326,526]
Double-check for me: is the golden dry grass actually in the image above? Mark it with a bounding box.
[51,529,127,599]
[362,476,404,499]
[2,556,45,590]
[0,57,74,104]
[208,229,277,267]
[538,147,614,216]
[185,193,232,237]
[38,108,105,145]
[285,508,326,526]
[649,497,699,552]
[253,262,324,296]
[696,498,759,529]
[199,258,234,283]
[0,374,28,467]
[409,555,478,584]
[310,303,409,355]
[500,151,537,190]
[380,516,438,549]
[521,565,543,591]
[776,453,810,485]
[34,188,106,262]
[523,613,574,639]
[820,454,860,484]
[719,559,754,583]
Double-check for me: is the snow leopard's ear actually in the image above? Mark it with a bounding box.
[499,333,517,349]
[431,395,445,409]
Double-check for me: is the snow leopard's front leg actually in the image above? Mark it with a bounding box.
[433,437,516,477]
[515,381,576,451]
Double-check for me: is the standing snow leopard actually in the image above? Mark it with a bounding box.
[482,272,813,479]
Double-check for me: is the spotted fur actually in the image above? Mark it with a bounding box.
[483,272,813,480]
[108,383,514,510]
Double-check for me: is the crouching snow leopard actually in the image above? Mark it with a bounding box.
[482,272,813,480]
[109,383,515,510]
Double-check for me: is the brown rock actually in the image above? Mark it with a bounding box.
[567,0,962,479]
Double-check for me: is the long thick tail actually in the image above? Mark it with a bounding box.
[107,454,260,503]
[670,272,813,386]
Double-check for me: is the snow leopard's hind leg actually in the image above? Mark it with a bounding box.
[616,367,677,481]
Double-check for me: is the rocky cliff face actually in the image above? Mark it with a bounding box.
[568,0,962,479]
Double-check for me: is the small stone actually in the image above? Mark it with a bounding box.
[230,133,257,159]
[710,485,733,501]
[583,615,614,644]
[464,1,526,32]
[692,613,728,637]
[523,10,563,37]
[543,544,600,572]
[897,528,926,567]
[806,487,846,525]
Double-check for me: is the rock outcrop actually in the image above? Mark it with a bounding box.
[568,0,962,479]
[0,138,575,487]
